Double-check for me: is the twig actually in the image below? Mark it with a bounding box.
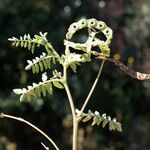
[96,55,150,81]
[41,142,49,150]
[0,113,60,150]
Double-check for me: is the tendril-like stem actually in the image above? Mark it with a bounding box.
[0,113,59,150]
[79,59,105,116]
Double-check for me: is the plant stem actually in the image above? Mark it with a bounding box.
[73,120,79,150]
[63,65,79,150]
[0,113,59,150]
[79,59,105,115]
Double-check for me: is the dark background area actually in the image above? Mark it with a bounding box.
[0,0,150,149]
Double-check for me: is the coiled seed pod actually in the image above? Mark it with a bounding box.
[65,18,113,45]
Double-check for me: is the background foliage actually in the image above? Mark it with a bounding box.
[0,0,150,149]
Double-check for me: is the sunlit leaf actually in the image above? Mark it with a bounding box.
[53,81,64,89]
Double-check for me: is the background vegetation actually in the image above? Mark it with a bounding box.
[0,0,150,149]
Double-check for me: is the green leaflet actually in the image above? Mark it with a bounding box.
[53,81,64,89]
[20,94,26,102]
[92,117,99,126]
[70,63,77,73]
[45,83,53,95]
[82,116,92,122]
[13,89,23,94]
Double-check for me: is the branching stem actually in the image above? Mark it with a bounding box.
[0,113,59,150]
[63,64,79,150]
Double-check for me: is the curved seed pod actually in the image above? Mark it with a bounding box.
[78,18,88,29]
[96,21,106,30]
[88,18,97,28]
[65,18,113,45]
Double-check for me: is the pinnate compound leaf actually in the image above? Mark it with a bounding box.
[25,53,57,74]
[79,110,122,132]
[13,75,60,102]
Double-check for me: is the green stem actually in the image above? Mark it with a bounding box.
[73,120,79,150]
[63,64,79,150]
[79,59,105,115]
[63,81,76,119]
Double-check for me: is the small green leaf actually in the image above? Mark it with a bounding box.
[96,118,102,125]
[40,85,47,97]
[16,42,19,47]
[28,42,31,50]
[91,117,99,126]
[13,89,23,94]
[34,86,41,97]
[45,58,51,69]
[25,64,31,70]
[27,86,37,97]
[45,83,53,95]
[42,59,48,69]
[26,93,32,101]
[34,63,39,73]
[20,94,26,102]
[42,73,47,82]
[109,121,115,131]
[82,116,92,122]
[70,63,77,73]
[31,65,36,74]
[53,81,64,89]
[102,118,109,128]
[52,57,56,64]
[45,45,50,53]
[31,43,35,53]
[115,122,122,132]
[39,61,44,71]
[21,40,24,47]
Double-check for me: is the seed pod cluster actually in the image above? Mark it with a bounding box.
[66,18,113,44]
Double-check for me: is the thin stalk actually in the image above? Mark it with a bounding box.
[79,59,105,115]
[63,64,79,150]
[0,113,59,150]
[73,120,79,150]
[63,82,76,120]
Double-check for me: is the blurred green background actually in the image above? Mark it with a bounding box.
[0,0,150,149]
